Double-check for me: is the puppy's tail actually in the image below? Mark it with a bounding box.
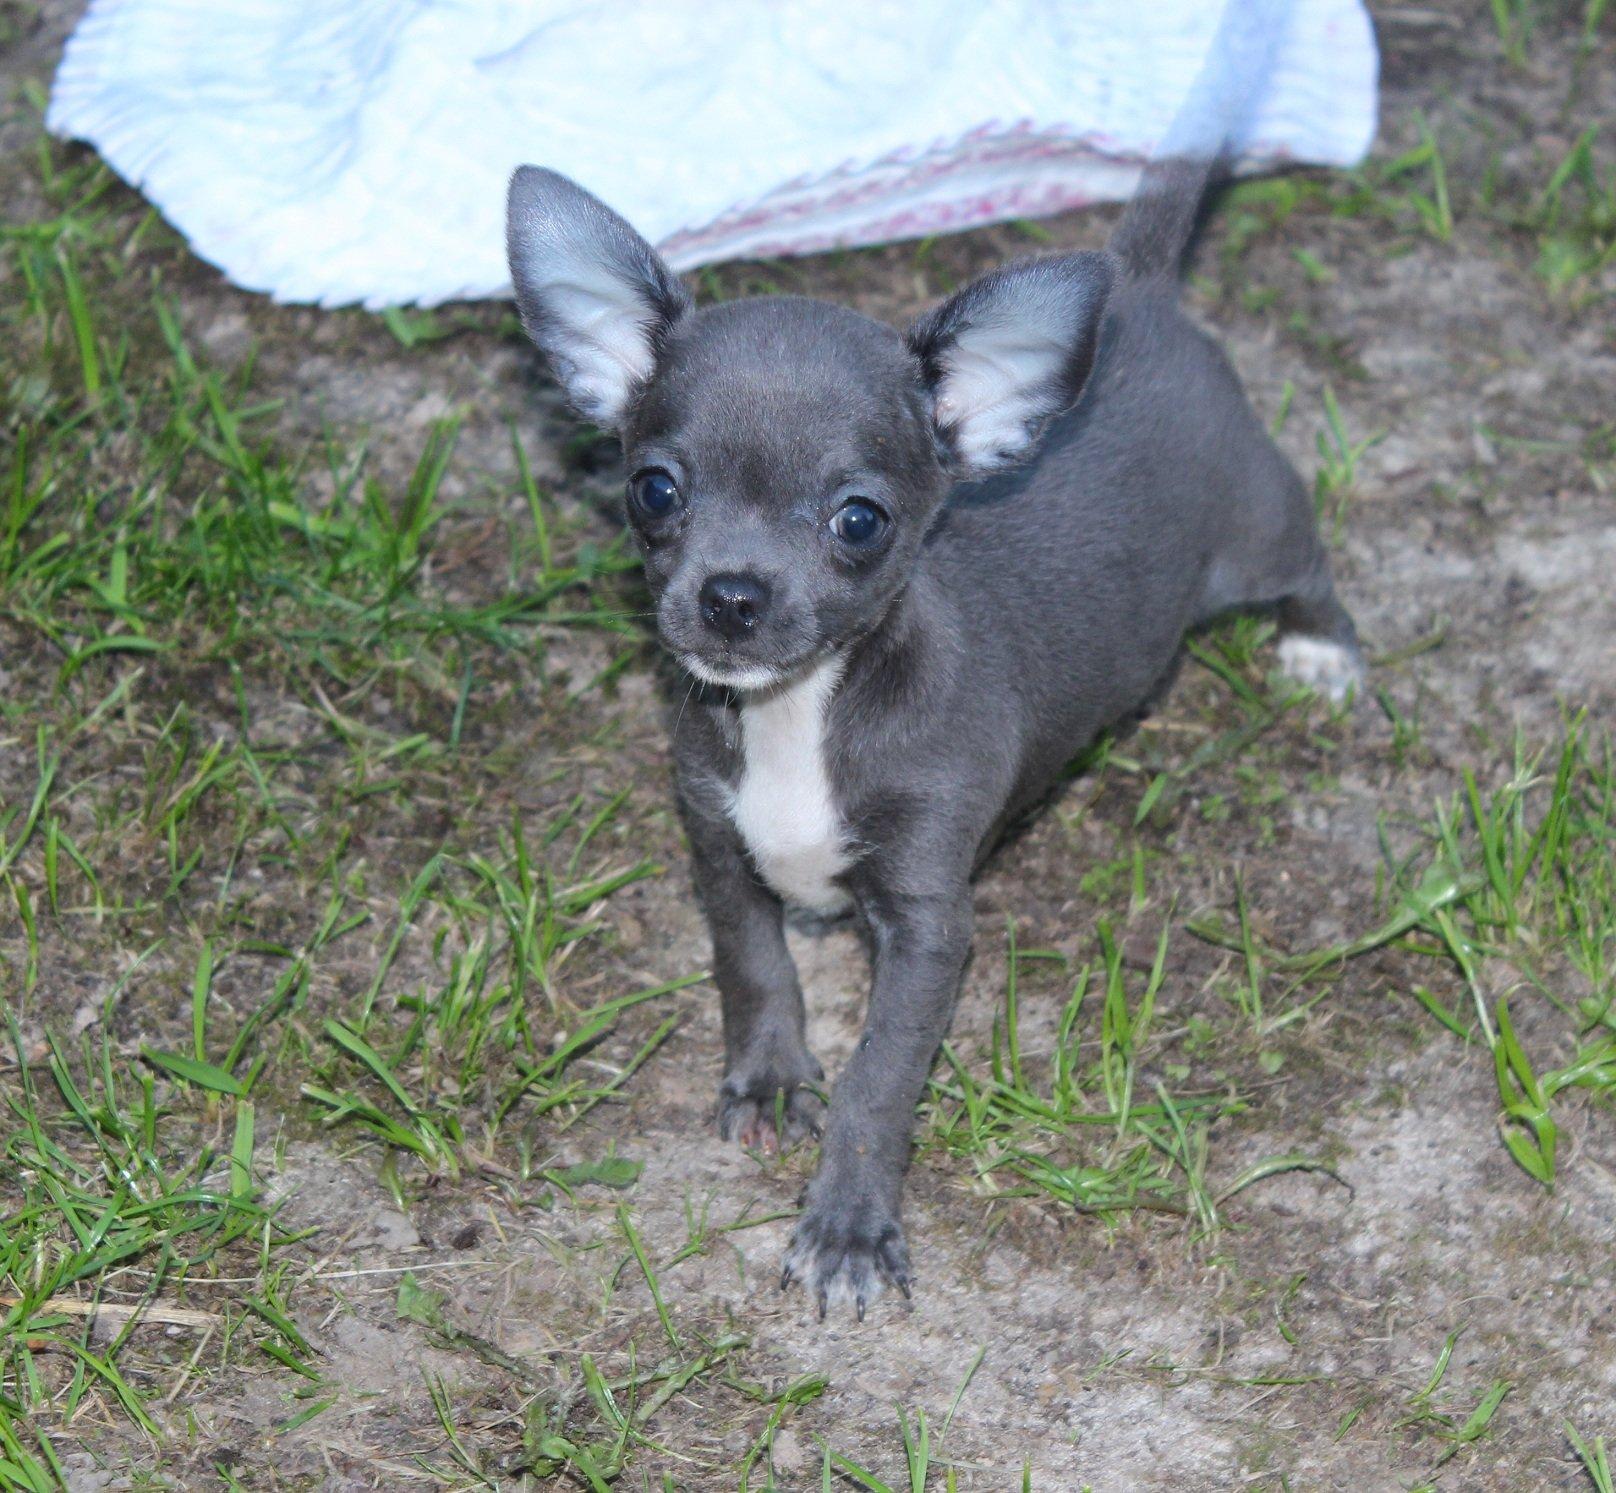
[1108,157,1223,285]
[1109,0,1290,287]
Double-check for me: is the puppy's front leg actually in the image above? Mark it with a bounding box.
[784,884,972,1318]
[682,799,824,1151]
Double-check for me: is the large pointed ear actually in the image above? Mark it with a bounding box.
[906,251,1115,476]
[506,167,691,428]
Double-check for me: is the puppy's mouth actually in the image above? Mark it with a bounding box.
[677,653,795,692]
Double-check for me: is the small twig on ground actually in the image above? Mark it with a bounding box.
[1,1294,221,1330]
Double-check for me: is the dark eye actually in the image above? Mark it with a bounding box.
[830,498,888,547]
[630,469,681,519]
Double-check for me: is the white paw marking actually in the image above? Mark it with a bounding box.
[1277,635,1364,704]
[782,1233,884,1311]
[727,653,850,914]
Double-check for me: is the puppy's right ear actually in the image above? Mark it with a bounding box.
[506,167,690,428]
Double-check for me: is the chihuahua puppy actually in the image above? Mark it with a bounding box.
[505,155,1363,1319]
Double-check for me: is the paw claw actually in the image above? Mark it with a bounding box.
[717,1062,824,1154]
[780,1192,910,1319]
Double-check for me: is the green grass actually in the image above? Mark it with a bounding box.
[814,1347,988,1492]
[1396,1329,1512,1468]
[1210,112,1460,268]
[3,152,639,688]
[1570,1422,1615,1493]
[923,916,1344,1237]
[1188,712,1616,1186]
[1312,384,1383,539]
[1488,0,1610,65]
[1529,124,1616,293]
[0,1016,286,1471]
[2,132,698,1480]
[1212,83,1616,311]
[4,71,1614,1490]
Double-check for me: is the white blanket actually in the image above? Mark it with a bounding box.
[48,0,1377,308]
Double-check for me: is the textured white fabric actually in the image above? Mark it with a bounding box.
[48,0,1377,308]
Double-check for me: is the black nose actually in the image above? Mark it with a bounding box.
[698,573,770,640]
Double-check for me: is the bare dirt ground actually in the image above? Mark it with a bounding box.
[2,2,1615,1490]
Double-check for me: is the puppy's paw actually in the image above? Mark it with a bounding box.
[1277,634,1365,705]
[717,1057,823,1154]
[781,1192,911,1320]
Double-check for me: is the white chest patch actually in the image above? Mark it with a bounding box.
[727,653,850,914]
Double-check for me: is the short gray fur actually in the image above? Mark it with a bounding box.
[505,156,1363,1320]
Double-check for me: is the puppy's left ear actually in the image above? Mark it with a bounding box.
[506,166,691,428]
[907,251,1115,476]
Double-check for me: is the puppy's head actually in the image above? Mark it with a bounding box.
[507,167,1113,690]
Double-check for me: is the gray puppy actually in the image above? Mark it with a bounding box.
[505,157,1363,1319]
